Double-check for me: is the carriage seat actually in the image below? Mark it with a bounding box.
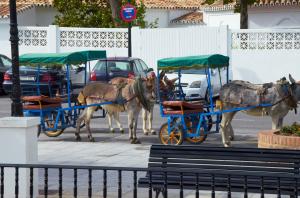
[162,101,203,115]
[22,95,62,110]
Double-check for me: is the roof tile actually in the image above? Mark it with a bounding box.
[171,11,204,24]
[139,0,206,9]
[0,0,53,18]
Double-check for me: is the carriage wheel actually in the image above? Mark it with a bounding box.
[159,122,183,145]
[184,118,207,144]
[43,111,65,137]
[185,114,212,144]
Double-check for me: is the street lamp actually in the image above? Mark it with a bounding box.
[9,0,23,116]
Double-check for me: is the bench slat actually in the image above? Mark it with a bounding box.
[148,163,297,174]
[148,158,296,169]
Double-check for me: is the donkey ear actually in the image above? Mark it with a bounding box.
[289,74,296,84]
[159,71,165,79]
[170,77,178,83]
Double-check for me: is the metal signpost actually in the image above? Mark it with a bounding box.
[120,3,137,57]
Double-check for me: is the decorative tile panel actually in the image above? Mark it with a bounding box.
[59,29,128,48]
[232,31,300,50]
[18,28,47,47]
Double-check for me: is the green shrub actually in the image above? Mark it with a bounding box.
[279,122,300,137]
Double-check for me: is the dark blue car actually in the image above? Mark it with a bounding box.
[90,57,153,82]
[3,65,66,96]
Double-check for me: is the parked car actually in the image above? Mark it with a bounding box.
[90,57,153,82]
[3,65,67,96]
[166,67,228,100]
[0,54,12,94]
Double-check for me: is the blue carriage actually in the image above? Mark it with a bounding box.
[157,54,230,145]
[19,50,108,137]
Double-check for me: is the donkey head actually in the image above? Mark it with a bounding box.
[145,71,157,100]
[158,71,178,100]
[289,74,300,102]
[159,70,178,91]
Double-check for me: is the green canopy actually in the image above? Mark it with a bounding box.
[157,54,229,70]
[19,50,107,66]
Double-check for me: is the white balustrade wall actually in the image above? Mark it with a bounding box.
[0,25,300,82]
[231,29,300,83]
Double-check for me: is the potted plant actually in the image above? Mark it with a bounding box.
[258,122,300,149]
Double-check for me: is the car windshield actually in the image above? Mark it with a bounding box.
[94,60,131,72]
[167,69,206,75]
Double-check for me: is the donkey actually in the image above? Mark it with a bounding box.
[76,77,156,144]
[108,72,178,135]
[108,73,157,135]
[219,74,300,147]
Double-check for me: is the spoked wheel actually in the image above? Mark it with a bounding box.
[42,111,65,137]
[185,117,207,144]
[159,122,183,145]
[185,113,212,144]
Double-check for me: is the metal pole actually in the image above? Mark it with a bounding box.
[9,0,23,116]
[128,22,132,57]
[127,0,132,57]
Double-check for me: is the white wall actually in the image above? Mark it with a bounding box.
[1,25,300,84]
[204,10,240,29]
[230,29,300,83]
[169,23,202,28]
[17,7,37,26]
[135,26,228,70]
[145,9,169,28]
[0,6,57,26]
[0,24,11,57]
[249,6,300,29]
[0,18,9,24]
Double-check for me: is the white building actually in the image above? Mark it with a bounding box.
[1,0,299,29]
[0,0,57,26]
[203,0,300,29]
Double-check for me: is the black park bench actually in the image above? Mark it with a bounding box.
[138,145,300,198]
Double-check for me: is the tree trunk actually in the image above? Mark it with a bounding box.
[107,0,121,23]
[240,0,248,29]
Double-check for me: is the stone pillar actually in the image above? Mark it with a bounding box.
[47,25,59,53]
[0,117,39,198]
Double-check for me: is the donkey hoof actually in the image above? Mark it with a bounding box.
[131,138,141,144]
[88,137,95,142]
[150,130,156,135]
[224,142,232,147]
[110,129,115,133]
[120,129,124,134]
[129,136,133,140]
[75,136,81,141]
[144,131,149,136]
[229,136,234,141]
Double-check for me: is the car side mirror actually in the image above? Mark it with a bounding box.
[147,68,154,73]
